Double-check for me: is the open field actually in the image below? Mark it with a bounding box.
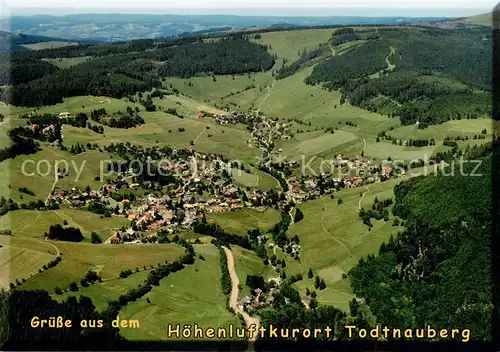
[230,166,278,190]
[42,56,93,69]
[118,244,242,341]
[259,67,399,139]
[0,104,32,118]
[153,94,228,117]
[22,41,79,50]
[278,129,358,162]
[0,147,117,202]
[0,209,129,240]
[463,12,493,26]
[0,236,57,289]
[21,241,184,292]
[35,95,143,117]
[231,245,273,299]
[166,72,272,109]
[286,177,405,310]
[364,141,440,161]
[207,208,281,237]
[42,56,92,69]
[251,29,334,63]
[387,118,496,142]
[0,115,26,149]
[62,109,259,163]
[55,270,151,311]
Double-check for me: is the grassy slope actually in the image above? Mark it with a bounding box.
[22,41,78,50]
[0,209,129,240]
[21,242,184,292]
[61,110,258,164]
[286,177,404,311]
[252,29,334,63]
[231,245,272,299]
[42,56,92,69]
[0,116,26,149]
[463,12,493,26]
[207,208,281,236]
[54,270,151,311]
[118,244,242,340]
[0,236,57,289]
[231,166,278,190]
[0,148,117,202]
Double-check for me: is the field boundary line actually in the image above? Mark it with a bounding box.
[321,197,353,257]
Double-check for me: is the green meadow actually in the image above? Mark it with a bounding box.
[118,244,242,341]
[21,242,184,292]
[207,208,281,237]
[286,178,404,311]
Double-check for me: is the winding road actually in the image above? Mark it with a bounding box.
[222,246,260,341]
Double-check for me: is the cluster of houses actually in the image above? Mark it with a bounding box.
[212,112,292,150]
[283,155,404,203]
[46,108,409,245]
[239,277,283,311]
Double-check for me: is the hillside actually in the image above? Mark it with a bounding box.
[0,21,495,349]
[0,30,75,52]
[349,157,492,340]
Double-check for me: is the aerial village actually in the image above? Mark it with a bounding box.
[47,110,406,245]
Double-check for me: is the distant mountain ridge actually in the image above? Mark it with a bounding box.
[11,13,451,42]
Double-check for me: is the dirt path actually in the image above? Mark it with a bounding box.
[385,46,396,71]
[358,185,371,211]
[320,198,353,257]
[222,246,260,340]
[193,127,206,143]
[44,151,92,204]
[256,82,274,115]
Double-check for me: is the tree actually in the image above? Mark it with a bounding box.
[314,276,321,289]
[69,281,78,292]
[349,298,359,316]
[319,279,327,290]
[309,298,319,310]
[307,268,313,279]
[294,208,304,223]
[305,288,311,296]
[91,231,102,244]
[54,287,62,295]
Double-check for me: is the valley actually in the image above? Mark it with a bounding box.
[0,18,494,348]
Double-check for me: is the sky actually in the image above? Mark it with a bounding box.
[4,0,498,17]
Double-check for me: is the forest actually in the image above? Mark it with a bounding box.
[306,27,492,126]
[154,38,275,78]
[342,71,491,126]
[0,37,274,107]
[349,157,492,341]
[305,39,389,89]
[0,54,59,85]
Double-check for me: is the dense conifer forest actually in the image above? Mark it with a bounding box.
[349,158,492,341]
[0,37,274,107]
[306,27,492,126]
